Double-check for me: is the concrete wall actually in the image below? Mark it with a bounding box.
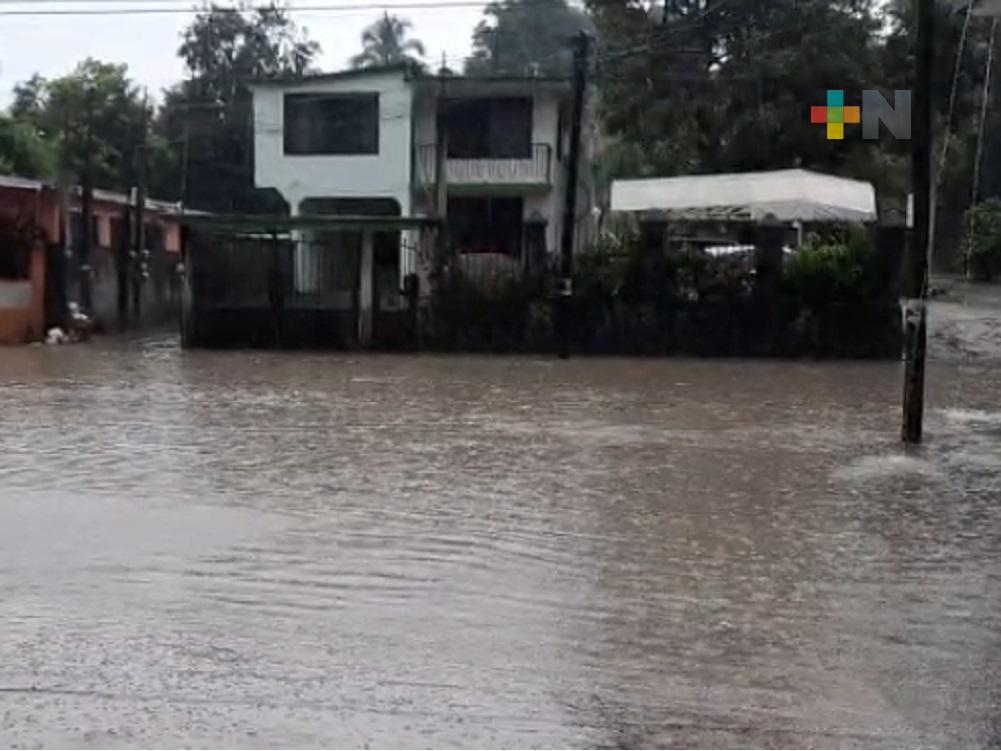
[0,186,51,344]
[0,242,45,345]
[253,70,414,216]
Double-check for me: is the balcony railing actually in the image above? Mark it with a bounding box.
[416,143,553,188]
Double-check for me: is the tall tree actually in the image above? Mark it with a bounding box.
[884,0,1000,267]
[465,0,593,77]
[350,13,426,69]
[0,115,57,179]
[7,59,148,190]
[155,1,319,209]
[589,1,897,190]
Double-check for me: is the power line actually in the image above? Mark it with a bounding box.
[0,0,566,16]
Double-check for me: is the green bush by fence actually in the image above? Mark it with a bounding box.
[422,227,903,358]
[964,200,1001,282]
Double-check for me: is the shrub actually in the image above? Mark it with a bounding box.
[574,226,641,302]
[963,199,1001,281]
[782,229,878,310]
[428,268,540,350]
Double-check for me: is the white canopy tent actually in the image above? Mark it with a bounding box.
[610,169,878,224]
[949,0,1001,16]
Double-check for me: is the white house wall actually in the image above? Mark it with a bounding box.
[253,73,594,273]
[253,70,413,216]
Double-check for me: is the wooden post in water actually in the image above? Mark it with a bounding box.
[133,96,148,324]
[902,0,934,444]
[358,230,375,348]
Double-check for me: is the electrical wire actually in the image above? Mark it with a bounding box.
[0,0,567,16]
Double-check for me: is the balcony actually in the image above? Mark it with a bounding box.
[415,143,553,192]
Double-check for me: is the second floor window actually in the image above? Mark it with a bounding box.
[441,97,533,159]
[284,93,380,155]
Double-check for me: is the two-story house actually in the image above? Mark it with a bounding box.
[250,63,594,321]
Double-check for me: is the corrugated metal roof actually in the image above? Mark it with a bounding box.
[0,174,45,192]
[0,173,185,215]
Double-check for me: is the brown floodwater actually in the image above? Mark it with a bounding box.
[1,288,1000,748]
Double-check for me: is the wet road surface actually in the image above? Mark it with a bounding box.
[1,287,1000,748]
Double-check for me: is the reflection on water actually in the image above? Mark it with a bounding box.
[0,325,999,747]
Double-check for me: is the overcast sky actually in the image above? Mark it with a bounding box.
[0,1,489,106]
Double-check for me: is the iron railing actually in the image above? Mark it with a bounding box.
[415,143,553,187]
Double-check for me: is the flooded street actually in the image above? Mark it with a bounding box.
[1,288,1000,748]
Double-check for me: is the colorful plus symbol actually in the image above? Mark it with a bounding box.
[811,90,861,140]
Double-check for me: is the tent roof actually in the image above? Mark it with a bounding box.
[610,169,878,224]
[949,0,1001,17]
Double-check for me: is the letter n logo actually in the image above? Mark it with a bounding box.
[862,90,912,140]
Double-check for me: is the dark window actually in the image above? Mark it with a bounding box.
[284,93,380,155]
[109,217,127,253]
[441,98,533,159]
[0,240,30,279]
[448,197,524,257]
[0,210,34,280]
[299,197,401,217]
[144,223,165,253]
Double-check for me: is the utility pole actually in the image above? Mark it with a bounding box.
[181,123,191,211]
[133,90,148,322]
[557,31,589,357]
[433,80,450,278]
[79,88,95,316]
[902,0,934,444]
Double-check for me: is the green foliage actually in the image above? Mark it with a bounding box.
[465,0,593,77]
[575,228,755,306]
[964,199,1001,281]
[783,230,878,310]
[429,270,540,349]
[7,59,148,190]
[178,1,319,86]
[574,226,640,301]
[677,251,755,303]
[350,13,426,69]
[0,116,57,179]
[589,0,889,182]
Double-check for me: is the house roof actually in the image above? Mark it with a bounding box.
[610,169,878,224]
[0,173,186,216]
[248,62,419,88]
[249,63,571,91]
[0,174,45,192]
[82,187,182,215]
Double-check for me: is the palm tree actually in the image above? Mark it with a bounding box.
[350,13,426,69]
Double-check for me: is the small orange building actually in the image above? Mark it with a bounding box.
[0,174,184,344]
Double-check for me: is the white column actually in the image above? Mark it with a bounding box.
[358,229,374,347]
